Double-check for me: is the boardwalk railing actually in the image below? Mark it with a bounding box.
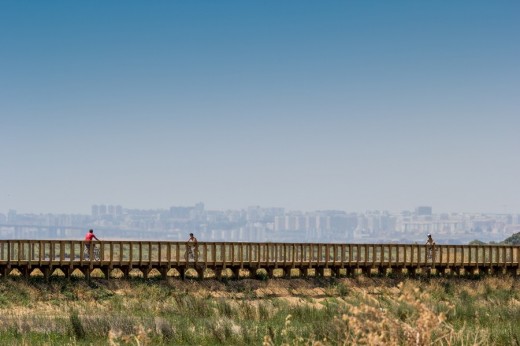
[0,240,519,279]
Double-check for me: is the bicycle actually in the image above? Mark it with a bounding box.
[427,246,436,261]
[185,245,198,262]
[84,243,100,261]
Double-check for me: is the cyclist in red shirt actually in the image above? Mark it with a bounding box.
[84,229,100,259]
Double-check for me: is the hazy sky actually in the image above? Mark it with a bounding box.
[1,1,519,214]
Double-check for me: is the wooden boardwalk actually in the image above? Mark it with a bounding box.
[1,240,519,279]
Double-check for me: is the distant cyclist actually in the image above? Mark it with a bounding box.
[84,229,100,259]
[425,234,435,260]
[186,233,198,261]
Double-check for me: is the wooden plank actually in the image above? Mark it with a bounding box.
[50,241,55,264]
[70,242,75,264]
[110,242,113,265]
[119,242,123,265]
[204,243,208,267]
[212,243,217,265]
[232,243,236,266]
[309,244,313,268]
[292,243,295,267]
[138,242,142,266]
[222,243,227,268]
[167,242,171,267]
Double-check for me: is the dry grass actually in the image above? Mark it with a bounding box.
[0,276,519,345]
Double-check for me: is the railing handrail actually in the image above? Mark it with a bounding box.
[0,239,519,247]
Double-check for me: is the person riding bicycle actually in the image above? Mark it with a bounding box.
[84,229,100,259]
[186,233,198,261]
[425,234,435,260]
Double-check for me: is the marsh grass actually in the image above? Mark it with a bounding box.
[0,276,519,344]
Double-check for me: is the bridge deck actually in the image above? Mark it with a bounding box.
[1,240,519,279]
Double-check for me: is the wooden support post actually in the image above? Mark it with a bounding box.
[178,267,186,280]
[21,266,29,279]
[346,267,354,276]
[122,267,130,279]
[196,267,205,279]
[424,267,432,276]
[102,267,110,280]
[284,267,292,278]
[160,267,168,280]
[0,266,8,277]
[214,268,222,280]
[43,267,50,281]
[377,267,385,276]
[232,268,240,279]
[267,267,274,279]
[316,267,324,277]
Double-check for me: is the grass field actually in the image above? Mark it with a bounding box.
[0,275,519,345]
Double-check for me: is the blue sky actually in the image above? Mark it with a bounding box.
[1,1,519,214]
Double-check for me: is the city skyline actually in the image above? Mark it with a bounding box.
[2,1,519,215]
[1,202,518,245]
[2,202,520,217]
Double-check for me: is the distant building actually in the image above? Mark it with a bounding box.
[169,206,192,219]
[7,210,17,223]
[91,205,99,217]
[415,206,432,216]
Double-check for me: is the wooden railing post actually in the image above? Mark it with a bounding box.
[7,241,11,265]
[50,241,55,264]
[17,240,21,265]
[222,243,227,269]
[230,243,234,266]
